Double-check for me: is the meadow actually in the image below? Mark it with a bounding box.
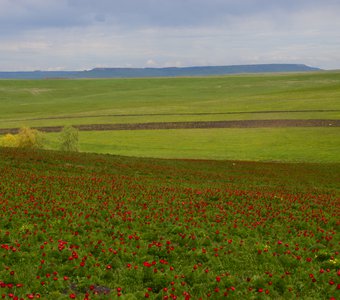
[1,71,340,162]
[43,127,340,163]
[1,72,340,127]
[0,147,339,299]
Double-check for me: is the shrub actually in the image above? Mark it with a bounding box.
[0,133,18,147]
[59,125,79,152]
[17,127,44,149]
[1,128,44,149]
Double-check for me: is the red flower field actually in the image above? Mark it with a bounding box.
[0,148,339,299]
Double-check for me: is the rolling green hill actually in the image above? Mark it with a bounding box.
[1,71,339,162]
[0,71,339,128]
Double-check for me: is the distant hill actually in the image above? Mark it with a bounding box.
[0,64,321,79]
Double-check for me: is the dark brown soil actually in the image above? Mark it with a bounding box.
[1,119,339,135]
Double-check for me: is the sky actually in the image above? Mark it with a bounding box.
[1,0,340,71]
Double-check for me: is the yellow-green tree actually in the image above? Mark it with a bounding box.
[0,133,18,147]
[16,127,44,149]
[0,127,44,149]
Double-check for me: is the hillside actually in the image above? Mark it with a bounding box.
[0,71,339,162]
[0,64,321,79]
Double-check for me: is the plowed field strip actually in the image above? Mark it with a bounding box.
[1,119,339,134]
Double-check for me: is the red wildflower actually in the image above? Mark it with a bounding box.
[143,262,152,268]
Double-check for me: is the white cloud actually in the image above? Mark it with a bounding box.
[146,59,157,67]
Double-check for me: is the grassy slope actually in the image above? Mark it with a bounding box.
[1,71,340,162]
[45,128,340,163]
[0,71,340,128]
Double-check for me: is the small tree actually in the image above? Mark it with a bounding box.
[0,133,19,147]
[59,125,79,152]
[17,127,44,149]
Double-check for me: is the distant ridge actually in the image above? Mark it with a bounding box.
[0,64,321,79]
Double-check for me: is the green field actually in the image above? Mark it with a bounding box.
[1,71,340,127]
[44,128,340,163]
[1,71,340,162]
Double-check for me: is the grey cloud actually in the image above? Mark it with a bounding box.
[0,0,102,34]
[0,0,340,70]
[2,0,339,32]
[68,0,340,28]
[64,0,337,28]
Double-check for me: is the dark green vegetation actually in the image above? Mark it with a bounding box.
[0,148,339,299]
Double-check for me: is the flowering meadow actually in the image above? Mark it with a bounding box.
[0,148,339,299]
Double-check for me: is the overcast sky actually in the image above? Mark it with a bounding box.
[1,0,340,71]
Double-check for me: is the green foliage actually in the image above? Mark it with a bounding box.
[59,125,79,152]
